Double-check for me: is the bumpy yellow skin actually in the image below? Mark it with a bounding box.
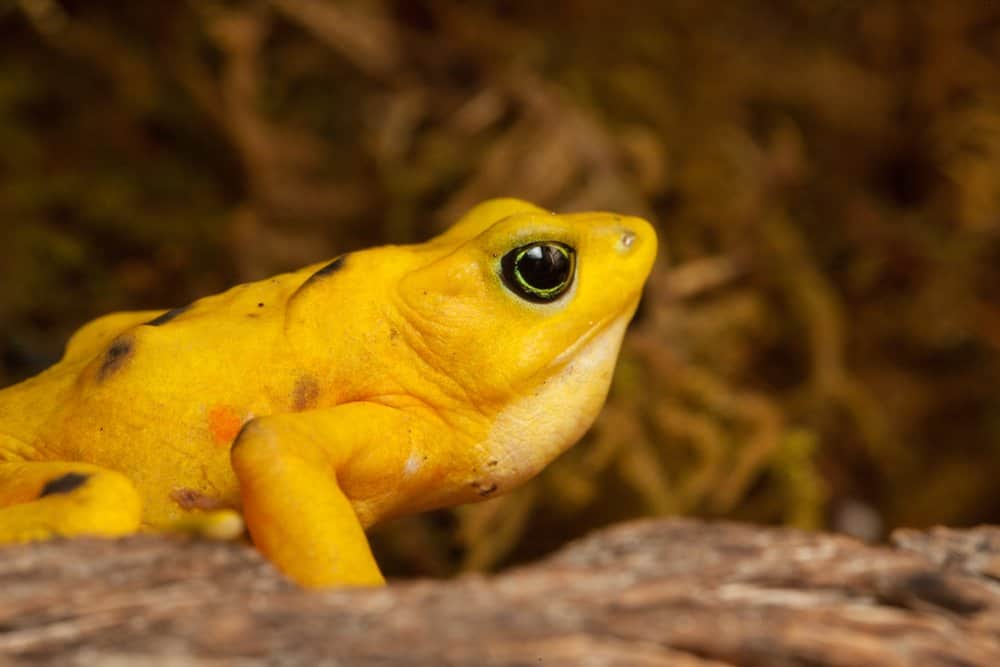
[0,199,656,587]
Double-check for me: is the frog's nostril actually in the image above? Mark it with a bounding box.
[618,230,636,253]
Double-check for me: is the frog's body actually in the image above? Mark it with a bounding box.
[0,199,656,587]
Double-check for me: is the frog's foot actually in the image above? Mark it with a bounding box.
[0,461,142,543]
[158,509,245,541]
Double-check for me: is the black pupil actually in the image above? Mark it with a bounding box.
[518,245,570,290]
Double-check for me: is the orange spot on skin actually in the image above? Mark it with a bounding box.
[208,405,243,446]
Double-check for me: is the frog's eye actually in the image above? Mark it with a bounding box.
[500,242,576,303]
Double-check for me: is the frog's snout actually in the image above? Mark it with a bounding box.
[611,216,658,273]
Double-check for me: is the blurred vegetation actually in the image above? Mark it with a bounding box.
[2,1,1000,578]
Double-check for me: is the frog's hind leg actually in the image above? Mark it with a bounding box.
[0,461,142,543]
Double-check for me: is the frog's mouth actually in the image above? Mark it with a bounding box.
[480,304,637,490]
[550,295,641,369]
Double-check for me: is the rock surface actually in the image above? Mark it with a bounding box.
[3,519,1000,665]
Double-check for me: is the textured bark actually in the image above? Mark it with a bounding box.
[3,519,1000,665]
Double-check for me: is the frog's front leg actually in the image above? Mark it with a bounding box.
[0,461,142,542]
[231,403,451,588]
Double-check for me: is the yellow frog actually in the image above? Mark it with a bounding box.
[0,198,656,587]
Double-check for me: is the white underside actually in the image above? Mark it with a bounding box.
[481,310,633,488]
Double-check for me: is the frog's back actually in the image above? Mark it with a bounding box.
[0,268,318,521]
[2,306,183,455]
[0,362,77,461]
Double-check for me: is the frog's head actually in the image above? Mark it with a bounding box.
[397,198,657,491]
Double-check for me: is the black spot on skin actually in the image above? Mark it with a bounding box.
[290,255,349,300]
[292,375,320,411]
[39,472,90,498]
[145,305,190,327]
[487,459,498,467]
[98,336,135,381]
[300,255,347,290]
[314,255,347,278]
[257,302,265,308]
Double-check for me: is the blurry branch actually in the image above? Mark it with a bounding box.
[370,515,455,578]
[935,98,1000,231]
[629,334,785,515]
[270,0,402,80]
[371,87,430,167]
[458,485,539,573]
[202,7,272,183]
[664,256,746,300]
[441,70,649,223]
[19,0,158,107]
[180,3,371,275]
[714,391,783,514]
[760,213,898,469]
[978,302,1000,352]
[541,405,642,513]
[773,429,828,529]
[166,9,227,130]
[17,0,66,39]
[761,213,846,395]
[614,415,677,515]
[651,401,724,511]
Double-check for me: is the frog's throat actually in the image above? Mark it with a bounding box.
[480,307,635,488]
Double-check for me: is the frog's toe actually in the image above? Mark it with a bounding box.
[0,461,143,543]
[163,509,245,541]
